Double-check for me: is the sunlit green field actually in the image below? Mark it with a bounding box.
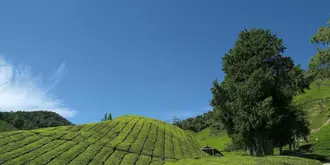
[0,115,208,165]
[309,124,330,160]
[164,156,322,165]
[186,127,232,152]
[0,115,323,165]
[293,81,330,130]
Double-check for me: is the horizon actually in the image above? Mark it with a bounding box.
[0,0,329,124]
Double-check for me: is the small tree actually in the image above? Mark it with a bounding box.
[107,113,112,120]
[172,116,182,127]
[102,112,112,121]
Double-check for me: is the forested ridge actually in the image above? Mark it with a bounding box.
[0,111,73,132]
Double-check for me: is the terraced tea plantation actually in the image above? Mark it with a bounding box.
[0,115,208,165]
[164,156,323,165]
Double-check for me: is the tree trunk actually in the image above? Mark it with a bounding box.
[289,144,292,152]
[279,147,283,155]
[260,137,265,156]
[253,140,262,156]
[247,145,254,156]
[263,140,274,155]
[296,140,299,149]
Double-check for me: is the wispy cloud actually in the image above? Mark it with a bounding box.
[0,56,76,118]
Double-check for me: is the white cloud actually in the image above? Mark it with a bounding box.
[0,56,76,118]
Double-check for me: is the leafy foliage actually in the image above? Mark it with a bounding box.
[210,29,311,156]
[0,120,17,132]
[309,20,330,87]
[0,111,72,132]
[172,111,223,132]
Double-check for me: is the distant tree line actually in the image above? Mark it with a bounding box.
[172,111,224,132]
[102,112,112,121]
[0,111,73,131]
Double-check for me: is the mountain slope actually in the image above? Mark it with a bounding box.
[293,81,330,130]
[186,128,231,152]
[0,115,208,165]
[164,156,322,165]
[308,124,330,161]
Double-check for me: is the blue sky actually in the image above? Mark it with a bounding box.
[0,0,329,124]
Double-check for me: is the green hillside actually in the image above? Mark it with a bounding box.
[0,115,208,165]
[293,81,330,130]
[308,124,330,160]
[186,128,231,152]
[164,156,322,165]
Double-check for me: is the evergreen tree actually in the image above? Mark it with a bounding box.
[101,112,112,121]
[102,112,108,121]
[107,113,112,120]
[210,29,310,156]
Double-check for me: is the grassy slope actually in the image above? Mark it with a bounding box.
[186,127,231,152]
[165,156,322,165]
[308,124,330,160]
[0,115,208,165]
[0,115,321,165]
[293,81,330,130]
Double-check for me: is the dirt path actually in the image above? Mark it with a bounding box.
[312,118,330,133]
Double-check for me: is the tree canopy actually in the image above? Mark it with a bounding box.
[172,111,222,132]
[210,29,310,156]
[309,20,330,86]
[0,111,73,131]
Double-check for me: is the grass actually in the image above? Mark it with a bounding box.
[308,124,330,160]
[277,124,330,163]
[0,115,322,165]
[293,81,330,130]
[164,156,322,165]
[0,115,209,165]
[186,127,232,152]
[294,80,330,103]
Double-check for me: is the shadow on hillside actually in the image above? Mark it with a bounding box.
[281,144,329,163]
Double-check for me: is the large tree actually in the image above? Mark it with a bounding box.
[308,20,330,87]
[210,29,310,156]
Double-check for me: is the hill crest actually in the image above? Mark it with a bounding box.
[0,115,207,165]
